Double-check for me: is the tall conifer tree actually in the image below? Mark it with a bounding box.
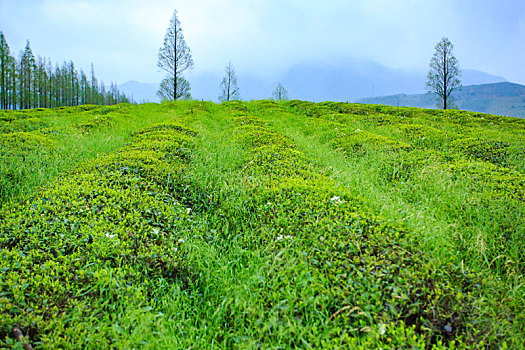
[157,10,193,101]
[0,31,12,109]
[19,41,35,109]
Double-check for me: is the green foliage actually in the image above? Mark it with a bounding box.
[0,100,523,348]
[0,106,198,347]
[449,137,510,165]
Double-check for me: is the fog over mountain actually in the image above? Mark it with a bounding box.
[120,58,507,103]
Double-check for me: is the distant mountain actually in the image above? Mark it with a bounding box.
[461,69,507,86]
[119,57,510,104]
[281,58,423,102]
[357,82,525,118]
[279,59,507,102]
[118,81,159,103]
[189,58,508,102]
[189,71,275,101]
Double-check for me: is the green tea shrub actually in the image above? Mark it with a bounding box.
[0,131,55,154]
[0,111,50,134]
[394,123,449,148]
[331,128,411,154]
[227,103,483,348]
[0,110,199,346]
[449,137,510,165]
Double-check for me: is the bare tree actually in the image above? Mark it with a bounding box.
[426,37,461,110]
[219,61,240,102]
[158,10,193,101]
[272,83,288,101]
[158,76,191,101]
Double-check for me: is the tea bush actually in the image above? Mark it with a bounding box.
[228,102,488,348]
[0,106,200,347]
[0,100,522,348]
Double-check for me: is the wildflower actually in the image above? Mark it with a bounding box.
[178,238,185,244]
[330,196,343,205]
[354,129,361,133]
[105,232,116,238]
[186,208,192,214]
[276,234,293,241]
[379,323,386,335]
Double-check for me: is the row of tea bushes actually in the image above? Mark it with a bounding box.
[0,104,146,207]
[0,105,199,347]
[281,100,525,275]
[224,101,488,348]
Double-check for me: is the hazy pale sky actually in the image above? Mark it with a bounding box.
[1,0,524,85]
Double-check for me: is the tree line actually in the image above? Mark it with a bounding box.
[0,31,131,110]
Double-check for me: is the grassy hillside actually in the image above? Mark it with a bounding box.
[358,82,525,118]
[0,101,524,348]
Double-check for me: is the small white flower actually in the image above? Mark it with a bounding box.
[186,208,192,214]
[379,323,386,335]
[330,196,343,205]
[178,238,185,244]
[105,232,116,238]
[354,129,361,133]
[276,235,293,241]
[152,228,160,235]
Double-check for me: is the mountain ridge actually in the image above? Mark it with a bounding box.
[118,58,515,117]
[357,82,525,118]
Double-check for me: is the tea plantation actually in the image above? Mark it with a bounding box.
[0,101,523,348]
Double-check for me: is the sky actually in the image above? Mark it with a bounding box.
[0,0,524,85]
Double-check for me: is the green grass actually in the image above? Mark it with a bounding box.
[0,103,181,208]
[0,100,523,348]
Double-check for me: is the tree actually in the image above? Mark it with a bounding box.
[0,32,131,110]
[0,31,13,109]
[426,37,461,110]
[158,76,191,101]
[90,63,99,105]
[272,83,288,101]
[219,61,240,102]
[157,10,193,101]
[19,41,35,109]
[7,56,16,109]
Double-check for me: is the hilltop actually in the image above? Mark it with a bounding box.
[358,82,525,118]
[1,101,523,348]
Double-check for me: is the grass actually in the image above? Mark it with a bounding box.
[0,100,523,348]
[0,103,180,208]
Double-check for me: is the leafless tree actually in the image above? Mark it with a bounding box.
[158,76,191,101]
[272,83,289,101]
[158,10,193,101]
[219,61,240,102]
[426,37,461,110]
